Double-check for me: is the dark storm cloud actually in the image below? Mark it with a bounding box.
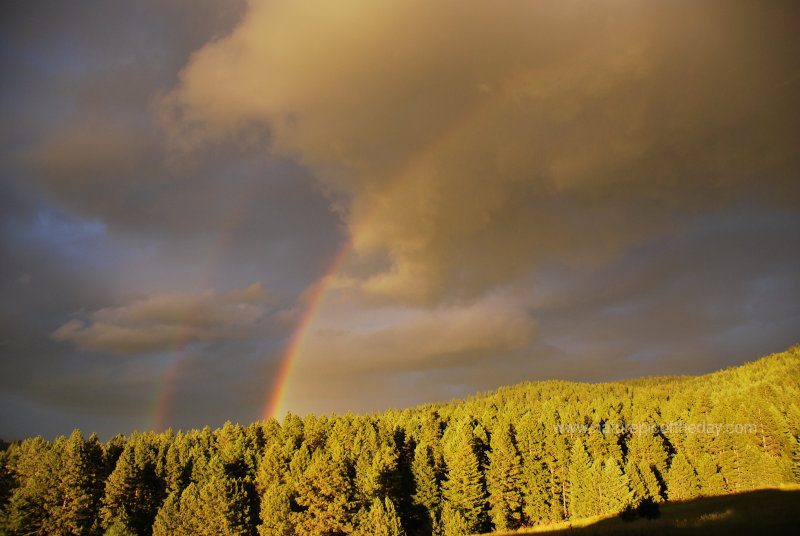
[0,0,341,439]
[1,0,799,437]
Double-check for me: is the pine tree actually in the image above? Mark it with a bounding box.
[5,431,102,536]
[744,444,785,489]
[638,460,663,503]
[411,443,440,534]
[625,459,662,506]
[625,431,669,489]
[104,518,138,536]
[694,452,726,496]
[104,434,127,475]
[258,483,294,536]
[163,440,190,496]
[0,448,16,533]
[288,444,311,491]
[194,473,254,536]
[52,429,102,535]
[440,504,469,536]
[486,421,523,531]
[543,410,570,522]
[100,435,166,536]
[713,429,745,492]
[666,452,699,501]
[256,442,294,536]
[281,414,305,458]
[515,416,550,525]
[152,464,255,536]
[257,442,288,491]
[442,423,486,534]
[567,437,598,519]
[151,491,182,536]
[292,448,355,536]
[354,435,400,507]
[358,497,406,536]
[792,435,800,483]
[6,437,54,535]
[624,458,646,509]
[597,457,633,514]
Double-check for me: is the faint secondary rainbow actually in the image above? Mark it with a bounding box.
[261,85,511,421]
[149,183,255,433]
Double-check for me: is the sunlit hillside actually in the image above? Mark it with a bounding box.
[2,346,799,535]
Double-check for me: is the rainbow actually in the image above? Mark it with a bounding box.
[149,182,255,432]
[149,83,511,429]
[260,86,509,421]
[261,243,352,421]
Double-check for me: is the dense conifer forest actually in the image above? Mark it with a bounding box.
[1,347,799,536]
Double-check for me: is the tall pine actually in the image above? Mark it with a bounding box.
[486,421,523,531]
[442,421,486,534]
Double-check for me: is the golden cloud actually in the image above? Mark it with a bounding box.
[160,0,800,305]
[51,283,272,354]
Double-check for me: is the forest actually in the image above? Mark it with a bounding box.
[1,346,799,536]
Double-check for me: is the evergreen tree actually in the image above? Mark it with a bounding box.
[410,443,440,534]
[515,416,550,525]
[624,458,646,509]
[695,452,726,496]
[0,448,16,533]
[104,435,127,476]
[713,429,745,492]
[486,421,523,531]
[666,452,699,501]
[638,460,663,503]
[597,457,633,514]
[625,458,662,507]
[151,464,254,536]
[100,435,166,536]
[6,438,54,535]
[104,518,138,536]
[543,411,570,522]
[567,437,597,519]
[256,442,293,536]
[440,504,469,536]
[288,444,311,491]
[54,430,103,535]
[257,442,288,490]
[743,444,785,489]
[358,497,406,536]
[151,491,182,536]
[258,482,293,536]
[192,474,255,536]
[4,431,102,536]
[442,423,486,534]
[292,448,355,536]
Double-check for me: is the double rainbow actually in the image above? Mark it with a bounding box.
[152,86,505,429]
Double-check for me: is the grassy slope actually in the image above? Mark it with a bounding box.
[478,485,800,536]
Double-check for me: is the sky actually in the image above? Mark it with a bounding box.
[1,0,799,441]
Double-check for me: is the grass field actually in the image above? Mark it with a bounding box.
[479,485,800,536]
